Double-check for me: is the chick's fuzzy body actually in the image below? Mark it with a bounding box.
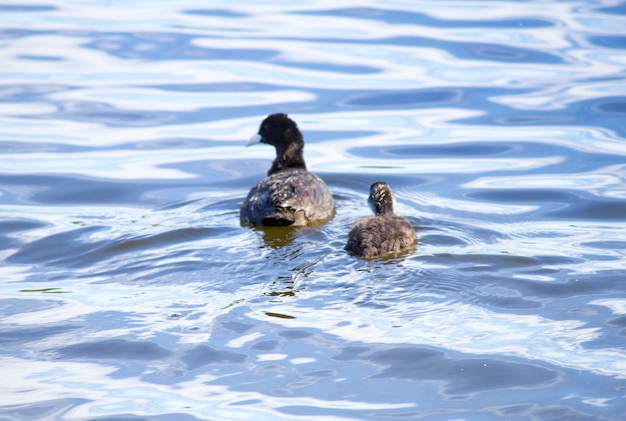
[345,214,416,258]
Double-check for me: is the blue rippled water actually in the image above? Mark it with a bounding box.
[2,1,626,420]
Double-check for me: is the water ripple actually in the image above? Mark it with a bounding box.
[2,0,626,419]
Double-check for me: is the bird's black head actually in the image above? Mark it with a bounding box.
[248,113,307,175]
[368,181,395,216]
[258,113,302,147]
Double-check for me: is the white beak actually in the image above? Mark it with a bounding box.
[246,133,262,147]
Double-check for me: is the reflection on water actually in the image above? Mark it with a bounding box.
[2,0,626,419]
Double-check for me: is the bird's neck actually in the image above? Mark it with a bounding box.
[371,200,395,216]
[268,142,307,175]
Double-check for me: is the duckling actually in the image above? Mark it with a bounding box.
[346,182,416,258]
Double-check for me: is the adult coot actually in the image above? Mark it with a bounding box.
[345,182,416,258]
[240,113,334,226]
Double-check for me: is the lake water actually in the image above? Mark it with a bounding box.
[1,1,626,419]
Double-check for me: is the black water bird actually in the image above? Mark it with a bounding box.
[240,113,334,226]
[345,182,417,258]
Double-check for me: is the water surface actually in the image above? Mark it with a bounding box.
[1,1,626,420]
